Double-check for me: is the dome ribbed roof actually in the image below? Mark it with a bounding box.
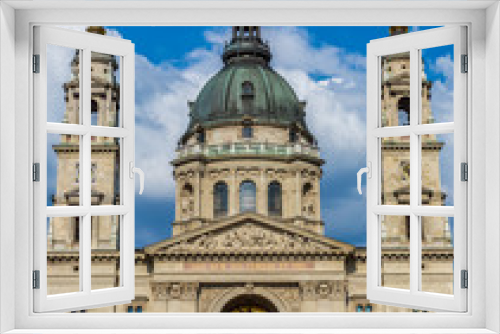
[183,27,313,142]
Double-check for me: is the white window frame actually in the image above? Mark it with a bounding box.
[0,2,498,333]
[366,26,467,312]
[32,26,136,313]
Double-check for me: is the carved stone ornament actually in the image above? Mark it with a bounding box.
[165,222,332,253]
[299,281,344,301]
[152,282,199,301]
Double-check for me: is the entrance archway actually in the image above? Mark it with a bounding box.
[221,294,278,312]
[207,286,290,312]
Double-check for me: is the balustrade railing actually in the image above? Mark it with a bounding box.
[175,142,320,159]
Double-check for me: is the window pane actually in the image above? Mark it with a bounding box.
[420,216,454,295]
[213,182,229,217]
[268,181,282,216]
[47,216,81,295]
[47,44,81,124]
[91,136,121,205]
[381,136,410,205]
[90,52,121,127]
[421,133,453,206]
[421,45,454,124]
[91,215,121,290]
[240,181,256,213]
[380,215,410,290]
[48,133,80,206]
[242,126,253,138]
[381,52,410,127]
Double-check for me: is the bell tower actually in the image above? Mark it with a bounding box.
[48,26,120,251]
[380,27,451,248]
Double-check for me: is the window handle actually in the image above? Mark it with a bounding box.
[129,161,145,195]
[357,162,371,195]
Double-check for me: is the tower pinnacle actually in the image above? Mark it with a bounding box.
[389,26,409,36]
[86,26,106,35]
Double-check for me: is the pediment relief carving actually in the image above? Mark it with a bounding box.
[158,222,341,254]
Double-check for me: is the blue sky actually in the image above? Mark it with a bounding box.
[47,26,454,248]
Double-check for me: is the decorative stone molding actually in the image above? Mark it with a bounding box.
[300,281,317,301]
[300,281,346,301]
[204,285,291,312]
[152,282,199,301]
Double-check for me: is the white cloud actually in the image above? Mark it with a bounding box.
[261,27,367,172]
[133,49,222,198]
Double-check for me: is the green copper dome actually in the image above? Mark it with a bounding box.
[183,26,313,143]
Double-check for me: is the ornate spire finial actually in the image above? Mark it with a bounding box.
[86,26,106,35]
[231,26,261,40]
[389,26,408,36]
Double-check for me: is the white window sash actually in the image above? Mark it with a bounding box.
[33,26,136,313]
[366,25,468,312]
[7,6,490,331]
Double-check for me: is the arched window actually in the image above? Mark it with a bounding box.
[180,183,194,219]
[197,130,205,144]
[73,217,80,243]
[268,181,282,216]
[302,183,313,196]
[91,99,98,125]
[242,126,253,138]
[181,183,194,197]
[239,180,256,213]
[398,97,410,126]
[302,182,315,217]
[213,181,229,217]
[242,81,254,97]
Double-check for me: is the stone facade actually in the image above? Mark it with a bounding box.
[46,26,453,313]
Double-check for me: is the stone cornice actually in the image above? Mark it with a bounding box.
[382,141,444,151]
[171,153,324,167]
[52,143,119,153]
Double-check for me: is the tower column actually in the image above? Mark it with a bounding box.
[230,169,237,216]
[258,170,267,215]
[296,170,301,217]
[195,170,201,217]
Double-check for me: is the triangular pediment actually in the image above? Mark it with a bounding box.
[145,213,354,255]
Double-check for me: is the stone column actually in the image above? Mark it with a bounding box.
[315,176,321,221]
[174,175,181,221]
[296,170,301,217]
[195,169,201,217]
[259,169,267,215]
[230,169,237,215]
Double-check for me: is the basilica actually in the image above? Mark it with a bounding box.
[47,26,453,313]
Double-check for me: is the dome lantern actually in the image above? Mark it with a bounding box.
[183,26,315,145]
[222,26,272,65]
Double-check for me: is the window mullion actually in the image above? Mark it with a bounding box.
[413,123,454,135]
[81,48,92,295]
[89,205,130,216]
[409,47,420,295]
[82,47,91,208]
[372,205,411,215]
[82,214,91,294]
